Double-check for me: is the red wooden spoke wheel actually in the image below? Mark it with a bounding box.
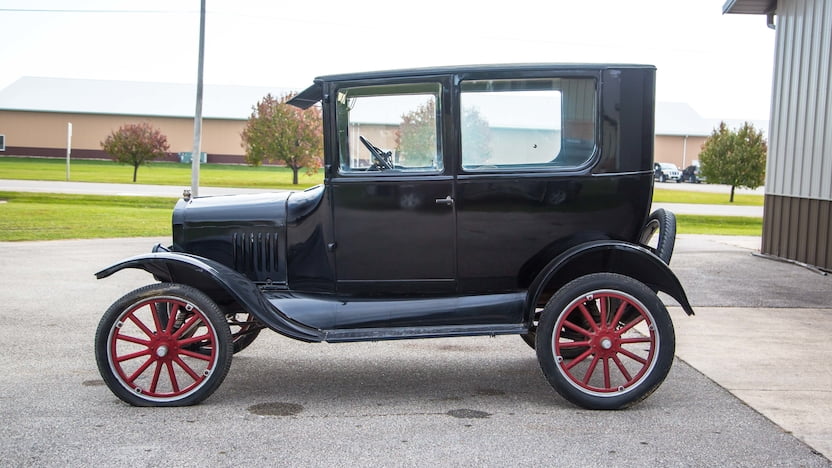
[95,283,232,406]
[536,273,675,410]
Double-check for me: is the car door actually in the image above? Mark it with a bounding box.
[329,79,456,297]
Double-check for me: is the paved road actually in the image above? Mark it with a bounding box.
[0,179,763,217]
[0,236,829,466]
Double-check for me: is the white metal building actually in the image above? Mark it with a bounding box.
[724,0,832,271]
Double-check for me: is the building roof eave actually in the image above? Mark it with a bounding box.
[722,0,777,14]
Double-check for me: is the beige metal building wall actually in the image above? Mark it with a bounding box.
[760,0,832,270]
[0,110,246,163]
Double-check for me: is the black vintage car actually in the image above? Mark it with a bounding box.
[95,64,693,410]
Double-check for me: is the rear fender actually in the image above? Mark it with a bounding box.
[95,252,324,342]
[526,241,694,322]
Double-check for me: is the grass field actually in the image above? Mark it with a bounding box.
[0,192,175,241]
[0,190,762,241]
[0,156,323,189]
[0,156,764,240]
[653,188,763,206]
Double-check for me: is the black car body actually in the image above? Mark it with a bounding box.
[95,64,693,409]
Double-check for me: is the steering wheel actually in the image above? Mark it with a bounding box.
[359,135,394,170]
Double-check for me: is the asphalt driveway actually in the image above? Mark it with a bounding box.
[0,236,829,466]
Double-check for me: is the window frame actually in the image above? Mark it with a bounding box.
[456,75,600,175]
[332,80,447,177]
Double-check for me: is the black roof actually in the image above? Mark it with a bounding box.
[288,63,654,109]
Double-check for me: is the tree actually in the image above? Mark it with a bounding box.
[698,121,767,202]
[101,122,170,182]
[395,101,492,167]
[241,93,323,185]
[396,99,438,167]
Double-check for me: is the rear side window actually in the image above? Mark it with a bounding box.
[460,78,596,171]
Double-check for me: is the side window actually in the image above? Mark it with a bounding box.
[460,78,596,170]
[335,83,443,174]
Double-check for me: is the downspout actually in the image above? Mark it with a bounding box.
[682,135,688,167]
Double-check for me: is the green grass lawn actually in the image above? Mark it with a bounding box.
[0,156,323,190]
[0,190,763,241]
[677,214,762,236]
[0,157,764,241]
[0,192,175,241]
[653,188,763,206]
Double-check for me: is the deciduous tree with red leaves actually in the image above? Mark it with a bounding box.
[241,93,323,185]
[101,122,170,182]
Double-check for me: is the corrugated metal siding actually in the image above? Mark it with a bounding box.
[767,0,832,201]
[762,194,832,270]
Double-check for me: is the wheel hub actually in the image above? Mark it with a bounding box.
[600,337,613,350]
[156,345,169,358]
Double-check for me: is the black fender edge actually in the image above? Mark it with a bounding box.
[95,252,324,343]
[526,240,695,320]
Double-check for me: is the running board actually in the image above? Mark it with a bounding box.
[323,324,528,343]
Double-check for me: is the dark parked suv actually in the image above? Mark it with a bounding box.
[95,64,692,410]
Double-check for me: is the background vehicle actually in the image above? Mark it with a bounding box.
[680,163,705,183]
[95,64,693,410]
[654,162,682,182]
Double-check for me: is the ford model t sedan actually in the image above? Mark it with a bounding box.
[95,64,693,410]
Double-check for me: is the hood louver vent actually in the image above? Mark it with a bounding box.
[232,232,281,281]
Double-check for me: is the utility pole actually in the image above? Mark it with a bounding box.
[190,0,206,197]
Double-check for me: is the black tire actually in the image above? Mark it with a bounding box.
[94,283,233,407]
[638,208,676,265]
[535,273,675,410]
[229,312,262,354]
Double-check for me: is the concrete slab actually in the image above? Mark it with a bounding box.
[671,306,832,459]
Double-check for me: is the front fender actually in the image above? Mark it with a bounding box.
[526,240,695,319]
[95,252,324,342]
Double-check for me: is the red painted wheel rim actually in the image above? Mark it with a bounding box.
[553,290,658,396]
[107,297,218,402]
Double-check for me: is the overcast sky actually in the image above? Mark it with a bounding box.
[1,0,776,120]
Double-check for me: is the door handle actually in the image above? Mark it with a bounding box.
[435,195,454,206]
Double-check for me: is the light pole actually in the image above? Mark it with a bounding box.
[190,0,206,198]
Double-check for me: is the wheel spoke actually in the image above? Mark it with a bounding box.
[617,314,646,334]
[559,340,591,349]
[127,356,155,384]
[582,355,601,384]
[172,313,202,340]
[602,357,611,389]
[578,303,600,332]
[599,297,609,328]
[611,301,628,326]
[116,348,151,363]
[165,303,180,335]
[564,348,594,370]
[612,355,633,382]
[149,360,163,393]
[562,319,592,337]
[178,348,213,361]
[149,302,168,334]
[128,312,156,338]
[618,347,648,365]
[115,333,151,347]
[619,336,652,345]
[173,356,202,381]
[166,361,180,393]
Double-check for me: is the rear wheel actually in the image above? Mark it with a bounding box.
[536,273,675,410]
[94,283,233,406]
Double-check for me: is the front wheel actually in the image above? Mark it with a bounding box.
[94,283,233,406]
[536,273,675,410]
